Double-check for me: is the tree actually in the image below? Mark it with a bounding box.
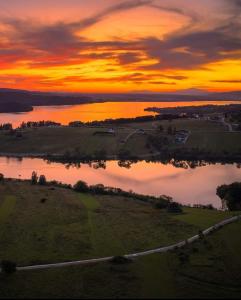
[167,202,183,213]
[1,260,16,274]
[38,175,47,185]
[90,184,105,194]
[167,125,173,135]
[31,171,38,185]
[216,182,241,211]
[74,180,89,192]
[159,125,164,132]
[0,173,4,182]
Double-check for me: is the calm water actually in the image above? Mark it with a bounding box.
[1,101,241,128]
[0,157,240,208]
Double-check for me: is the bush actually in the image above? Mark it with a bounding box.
[0,173,4,182]
[178,252,189,264]
[167,202,183,213]
[110,256,132,265]
[198,230,204,239]
[1,260,16,274]
[31,171,38,185]
[74,180,89,193]
[89,184,105,194]
[38,175,47,185]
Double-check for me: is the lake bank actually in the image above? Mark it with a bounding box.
[0,157,240,208]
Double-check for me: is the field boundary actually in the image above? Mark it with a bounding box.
[1,214,239,273]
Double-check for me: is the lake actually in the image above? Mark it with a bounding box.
[0,157,240,208]
[1,100,241,128]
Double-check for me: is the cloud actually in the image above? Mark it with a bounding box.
[139,24,241,70]
[148,81,176,85]
[211,79,241,83]
[0,0,240,90]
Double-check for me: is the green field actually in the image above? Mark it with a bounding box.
[0,180,241,298]
[0,119,241,158]
[185,132,241,152]
[0,126,153,157]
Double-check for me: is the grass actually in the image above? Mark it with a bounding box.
[0,195,16,223]
[0,180,241,298]
[174,207,233,228]
[0,119,240,158]
[0,126,154,158]
[184,131,241,153]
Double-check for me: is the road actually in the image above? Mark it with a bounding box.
[221,118,233,132]
[122,129,139,144]
[3,214,239,273]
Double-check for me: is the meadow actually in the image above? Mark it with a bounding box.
[0,180,241,298]
[0,118,240,160]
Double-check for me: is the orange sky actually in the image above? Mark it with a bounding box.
[0,0,241,92]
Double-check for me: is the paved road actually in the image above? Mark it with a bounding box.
[3,214,239,273]
[221,118,233,132]
[122,129,139,144]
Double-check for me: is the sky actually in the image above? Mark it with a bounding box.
[0,0,241,93]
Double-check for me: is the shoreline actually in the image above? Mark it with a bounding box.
[0,151,241,164]
[1,99,241,114]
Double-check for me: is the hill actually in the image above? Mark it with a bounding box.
[0,179,241,298]
[0,88,241,113]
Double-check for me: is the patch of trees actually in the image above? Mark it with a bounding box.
[19,120,61,129]
[73,180,170,207]
[193,204,215,210]
[31,172,47,185]
[145,104,241,116]
[216,182,241,211]
[69,114,181,127]
[0,123,12,130]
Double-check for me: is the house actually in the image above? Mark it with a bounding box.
[138,129,145,134]
[108,128,115,134]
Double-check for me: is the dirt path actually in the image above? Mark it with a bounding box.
[5,214,239,273]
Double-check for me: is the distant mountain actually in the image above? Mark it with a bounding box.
[170,88,210,96]
[0,89,94,113]
[0,88,240,113]
[210,91,241,100]
[0,102,33,113]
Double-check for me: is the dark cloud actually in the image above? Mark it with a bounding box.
[139,24,241,70]
[148,81,176,85]
[70,0,153,31]
[116,52,143,64]
[211,79,241,83]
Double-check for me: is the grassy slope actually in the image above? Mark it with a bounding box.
[0,180,241,298]
[155,119,241,154]
[0,119,240,157]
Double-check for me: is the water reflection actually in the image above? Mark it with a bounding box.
[0,156,240,208]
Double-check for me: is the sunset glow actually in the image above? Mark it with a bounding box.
[0,0,241,92]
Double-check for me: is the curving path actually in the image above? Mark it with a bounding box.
[5,214,239,273]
